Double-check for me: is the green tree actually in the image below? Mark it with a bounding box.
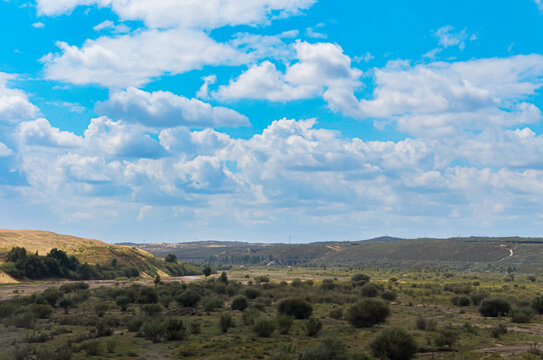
[203,265,212,279]
[165,254,177,263]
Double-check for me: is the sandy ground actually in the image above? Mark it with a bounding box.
[0,275,202,301]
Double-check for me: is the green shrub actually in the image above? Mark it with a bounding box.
[165,318,187,340]
[351,274,371,287]
[94,303,108,317]
[489,324,508,338]
[329,308,343,320]
[451,295,471,307]
[479,298,511,317]
[13,311,35,328]
[305,317,322,337]
[143,303,163,316]
[176,290,200,308]
[0,303,19,318]
[244,287,261,299]
[276,315,293,334]
[267,344,294,360]
[137,287,159,304]
[346,298,390,328]
[142,319,165,343]
[470,292,488,306]
[360,283,380,297]
[219,313,233,333]
[94,319,113,337]
[82,340,102,356]
[510,307,533,323]
[321,279,336,290]
[116,295,130,311]
[231,296,249,311]
[31,304,53,319]
[58,297,74,314]
[531,295,543,314]
[126,317,143,332]
[189,321,201,335]
[242,307,260,326]
[381,291,397,301]
[433,328,459,349]
[203,297,223,313]
[106,339,117,353]
[370,327,417,360]
[415,316,427,330]
[298,336,348,360]
[252,317,276,337]
[277,298,313,319]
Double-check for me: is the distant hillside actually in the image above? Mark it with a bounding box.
[0,229,199,279]
[132,236,543,273]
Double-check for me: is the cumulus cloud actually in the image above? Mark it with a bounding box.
[0,73,39,123]
[215,41,362,103]
[343,55,543,136]
[41,29,248,87]
[96,88,248,128]
[36,0,316,29]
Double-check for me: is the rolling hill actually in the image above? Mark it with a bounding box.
[131,236,543,273]
[0,229,199,280]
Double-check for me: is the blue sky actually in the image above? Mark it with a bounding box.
[1,0,543,243]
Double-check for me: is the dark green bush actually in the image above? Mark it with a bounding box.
[82,340,102,356]
[116,295,130,311]
[126,317,143,332]
[143,303,163,316]
[176,290,200,308]
[231,296,249,311]
[433,328,459,349]
[142,319,165,343]
[370,327,417,360]
[13,311,36,328]
[95,319,113,337]
[329,307,343,320]
[58,297,74,314]
[242,308,260,326]
[321,279,336,290]
[510,307,533,323]
[203,297,223,313]
[276,315,293,334]
[489,324,507,338]
[299,336,348,360]
[277,298,313,319]
[531,295,543,314]
[189,321,201,335]
[360,283,380,297]
[137,287,159,304]
[351,274,370,287]
[252,318,276,337]
[94,303,108,317]
[31,304,53,319]
[165,318,187,340]
[305,317,322,337]
[479,298,511,317]
[219,313,233,333]
[381,291,397,301]
[451,295,471,307]
[244,287,261,299]
[346,299,390,328]
[470,292,488,306]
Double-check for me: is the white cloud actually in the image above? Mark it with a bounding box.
[0,142,12,156]
[36,0,316,29]
[534,0,543,10]
[215,41,362,104]
[435,25,470,50]
[196,75,217,100]
[32,22,45,29]
[42,29,248,87]
[0,73,39,123]
[338,55,543,136]
[96,88,248,128]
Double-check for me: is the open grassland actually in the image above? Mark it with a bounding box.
[1,267,543,359]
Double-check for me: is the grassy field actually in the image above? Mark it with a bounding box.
[1,266,543,359]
